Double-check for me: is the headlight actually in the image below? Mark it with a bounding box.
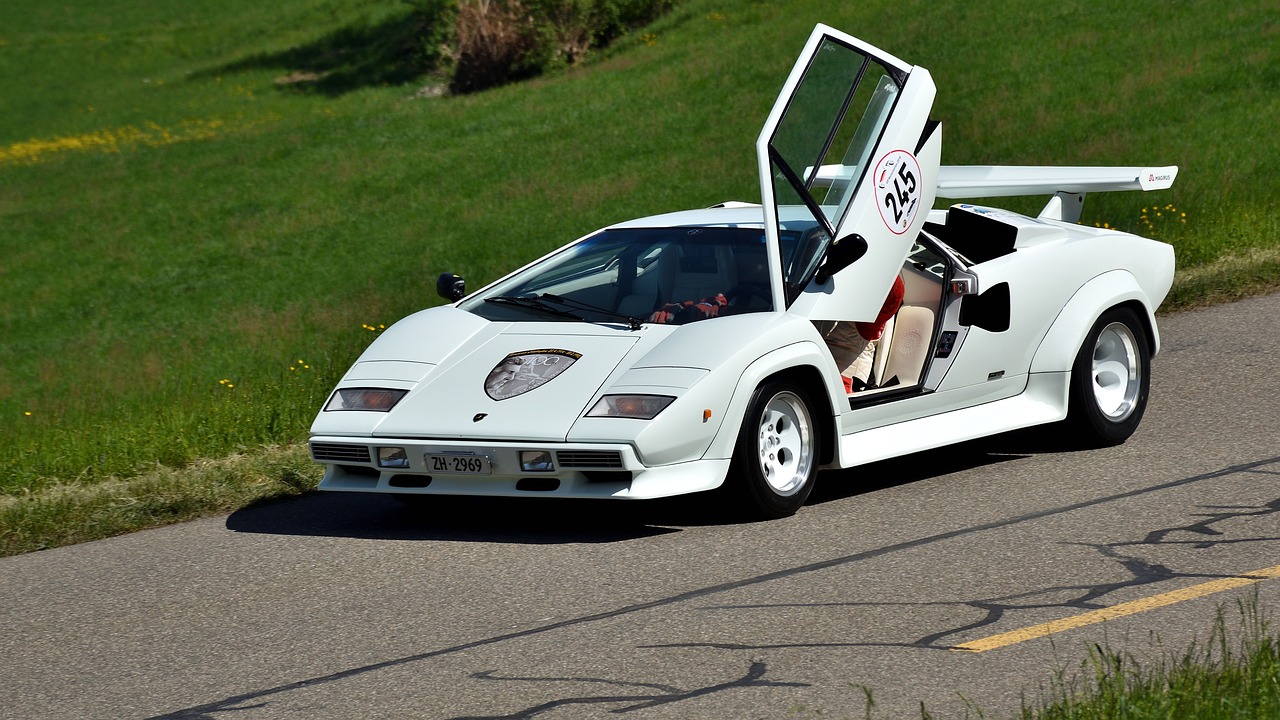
[586,394,675,419]
[325,387,408,412]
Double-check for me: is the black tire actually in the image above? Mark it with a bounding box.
[1063,307,1151,446]
[728,379,819,519]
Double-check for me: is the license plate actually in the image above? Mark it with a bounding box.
[425,453,491,476]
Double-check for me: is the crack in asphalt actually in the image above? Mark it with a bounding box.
[469,669,684,695]
[149,455,1280,719]
[447,662,807,719]
[673,465,1280,652]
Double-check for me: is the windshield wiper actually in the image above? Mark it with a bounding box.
[484,296,586,322]
[540,294,643,330]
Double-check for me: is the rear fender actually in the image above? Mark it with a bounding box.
[1029,269,1159,376]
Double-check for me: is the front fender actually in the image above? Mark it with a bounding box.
[570,313,839,469]
[702,338,843,462]
[1029,269,1159,376]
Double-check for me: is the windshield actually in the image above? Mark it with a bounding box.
[461,227,791,325]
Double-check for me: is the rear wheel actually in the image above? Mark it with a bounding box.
[729,380,819,519]
[1064,307,1150,446]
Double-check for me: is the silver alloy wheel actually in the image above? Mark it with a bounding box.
[756,390,815,496]
[1091,321,1141,421]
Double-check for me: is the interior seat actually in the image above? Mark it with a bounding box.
[881,305,934,387]
[871,314,895,385]
[663,242,737,304]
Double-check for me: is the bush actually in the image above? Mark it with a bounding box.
[403,0,461,78]
[528,0,596,66]
[412,0,678,94]
[587,0,677,46]
[449,0,544,93]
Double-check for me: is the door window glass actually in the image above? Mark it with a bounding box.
[768,38,902,241]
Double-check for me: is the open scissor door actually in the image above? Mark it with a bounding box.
[757,24,940,322]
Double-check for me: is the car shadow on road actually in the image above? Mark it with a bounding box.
[225,491,696,544]
[226,429,1056,544]
[808,426,1068,506]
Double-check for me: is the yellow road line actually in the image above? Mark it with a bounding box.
[952,564,1280,653]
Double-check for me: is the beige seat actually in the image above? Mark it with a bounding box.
[618,242,738,317]
[871,314,895,385]
[616,269,661,316]
[665,242,737,302]
[881,305,934,387]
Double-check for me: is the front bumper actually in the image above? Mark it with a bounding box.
[309,436,730,500]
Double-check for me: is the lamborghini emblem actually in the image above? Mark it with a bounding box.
[484,349,582,401]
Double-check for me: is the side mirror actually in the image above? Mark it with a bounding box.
[813,233,868,285]
[436,273,466,302]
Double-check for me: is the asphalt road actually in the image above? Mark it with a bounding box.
[3,293,1278,720]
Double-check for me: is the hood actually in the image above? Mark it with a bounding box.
[349,313,645,441]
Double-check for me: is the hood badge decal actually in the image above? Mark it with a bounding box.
[484,349,582,401]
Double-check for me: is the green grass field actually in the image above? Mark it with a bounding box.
[1,0,1278,554]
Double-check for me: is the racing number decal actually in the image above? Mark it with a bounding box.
[874,149,922,235]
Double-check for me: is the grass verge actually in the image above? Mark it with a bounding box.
[1165,246,1280,312]
[1017,597,1280,720]
[0,444,320,557]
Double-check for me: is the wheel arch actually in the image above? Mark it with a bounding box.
[1061,303,1153,446]
[703,341,841,466]
[1029,270,1160,376]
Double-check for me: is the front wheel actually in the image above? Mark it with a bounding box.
[1064,307,1151,446]
[728,380,819,519]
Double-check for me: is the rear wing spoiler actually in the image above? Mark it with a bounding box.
[935,165,1178,197]
[936,165,1178,222]
[809,164,1177,223]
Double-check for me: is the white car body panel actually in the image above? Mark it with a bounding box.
[840,372,1070,467]
[308,23,1179,509]
[374,326,641,441]
[1030,269,1166,374]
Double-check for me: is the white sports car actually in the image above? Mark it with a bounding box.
[309,24,1177,518]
